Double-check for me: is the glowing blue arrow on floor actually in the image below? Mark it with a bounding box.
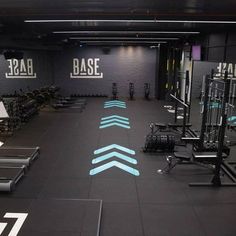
[92,151,137,164]
[99,115,130,129]
[101,118,129,125]
[94,144,135,155]
[90,144,139,176]
[105,102,126,105]
[101,115,129,121]
[104,104,126,108]
[104,102,126,106]
[99,122,130,129]
[104,100,126,108]
[89,160,140,176]
[105,100,125,105]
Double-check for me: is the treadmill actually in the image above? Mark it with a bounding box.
[0,102,40,167]
[0,101,38,192]
[0,165,25,192]
[0,146,40,167]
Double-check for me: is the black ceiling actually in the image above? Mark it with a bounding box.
[0,0,236,49]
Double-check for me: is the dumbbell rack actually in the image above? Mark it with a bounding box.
[2,97,21,134]
[19,98,39,122]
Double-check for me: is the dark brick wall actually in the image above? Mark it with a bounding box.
[52,46,156,97]
[0,51,53,95]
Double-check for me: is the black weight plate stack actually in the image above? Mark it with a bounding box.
[167,135,175,151]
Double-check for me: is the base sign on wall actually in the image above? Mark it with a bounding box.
[216,62,236,78]
[70,58,103,79]
[5,59,37,79]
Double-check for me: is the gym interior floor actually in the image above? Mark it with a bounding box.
[1,98,236,236]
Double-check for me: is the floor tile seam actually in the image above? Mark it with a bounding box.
[188,202,236,206]
[134,176,147,236]
[190,204,208,236]
[127,106,146,236]
[88,100,106,199]
[88,98,114,236]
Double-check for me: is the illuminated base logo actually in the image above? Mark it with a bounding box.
[70,58,103,79]
[5,59,37,79]
[89,144,140,176]
[104,100,126,108]
[99,115,130,129]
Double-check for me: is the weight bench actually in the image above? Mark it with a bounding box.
[158,151,227,174]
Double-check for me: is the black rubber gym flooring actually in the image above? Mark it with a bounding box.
[1,98,236,236]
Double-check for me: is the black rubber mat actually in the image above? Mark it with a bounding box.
[0,198,102,236]
[0,98,236,236]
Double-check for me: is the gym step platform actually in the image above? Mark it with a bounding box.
[0,165,25,192]
[0,146,40,166]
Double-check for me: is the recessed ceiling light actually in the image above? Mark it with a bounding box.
[25,19,157,23]
[69,37,179,40]
[157,20,236,24]
[79,41,167,43]
[53,31,200,34]
[25,19,236,24]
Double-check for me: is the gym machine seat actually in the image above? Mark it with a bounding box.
[0,146,40,166]
[0,165,25,192]
[155,123,167,129]
[174,151,228,163]
[158,151,228,174]
[174,151,191,161]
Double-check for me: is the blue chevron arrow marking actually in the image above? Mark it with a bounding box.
[105,100,125,105]
[89,160,140,176]
[100,118,129,125]
[99,122,131,129]
[99,115,130,129]
[92,151,137,164]
[104,104,126,108]
[94,144,135,155]
[101,115,129,121]
[90,144,139,176]
[105,102,126,105]
[105,103,126,106]
[104,100,126,108]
